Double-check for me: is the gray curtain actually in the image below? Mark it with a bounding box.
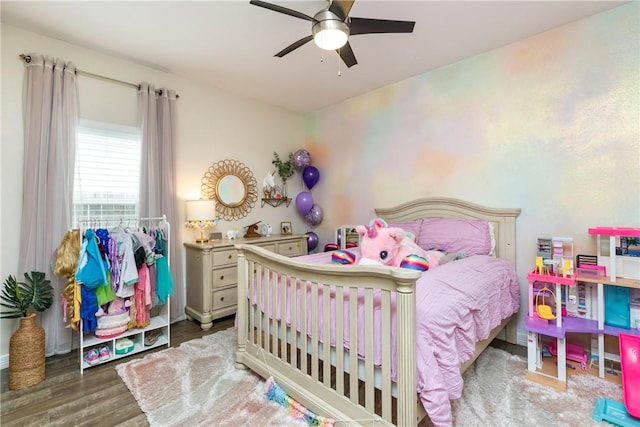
[138,83,184,321]
[19,54,78,355]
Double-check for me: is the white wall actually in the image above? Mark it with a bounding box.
[0,24,305,365]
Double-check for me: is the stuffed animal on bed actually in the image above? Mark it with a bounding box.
[331,218,464,271]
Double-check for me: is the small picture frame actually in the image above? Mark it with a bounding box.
[281,221,292,235]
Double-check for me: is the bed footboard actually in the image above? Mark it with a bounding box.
[235,244,422,426]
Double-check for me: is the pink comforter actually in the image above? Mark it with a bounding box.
[412,255,519,426]
[252,251,520,426]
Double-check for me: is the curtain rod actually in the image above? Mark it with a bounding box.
[19,54,179,98]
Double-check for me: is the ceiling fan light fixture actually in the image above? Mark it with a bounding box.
[312,10,349,50]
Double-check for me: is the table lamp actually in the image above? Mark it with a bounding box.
[185,199,217,243]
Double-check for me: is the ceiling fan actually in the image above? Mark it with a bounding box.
[249,0,415,68]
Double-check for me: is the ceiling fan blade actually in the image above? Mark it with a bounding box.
[275,35,314,57]
[329,0,355,21]
[338,41,357,68]
[349,17,415,35]
[249,0,315,22]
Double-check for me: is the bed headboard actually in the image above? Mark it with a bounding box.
[375,197,521,267]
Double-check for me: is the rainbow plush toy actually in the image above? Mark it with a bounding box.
[266,376,335,426]
[331,249,357,265]
[399,253,431,271]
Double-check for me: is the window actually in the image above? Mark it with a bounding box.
[73,119,141,225]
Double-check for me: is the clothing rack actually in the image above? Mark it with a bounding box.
[76,215,171,263]
[76,214,167,227]
[76,214,172,373]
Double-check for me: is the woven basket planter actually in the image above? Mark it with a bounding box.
[9,313,45,390]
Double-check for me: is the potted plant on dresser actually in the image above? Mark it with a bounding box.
[1,271,53,390]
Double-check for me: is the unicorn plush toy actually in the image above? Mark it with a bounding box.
[332,218,464,271]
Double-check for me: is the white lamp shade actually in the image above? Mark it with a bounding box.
[186,199,216,221]
[314,29,348,50]
[312,10,349,51]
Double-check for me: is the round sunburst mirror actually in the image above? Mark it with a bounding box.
[201,159,258,221]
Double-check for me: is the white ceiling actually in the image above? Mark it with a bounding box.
[1,1,629,113]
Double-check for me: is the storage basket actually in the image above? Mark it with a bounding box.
[9,314,45,390]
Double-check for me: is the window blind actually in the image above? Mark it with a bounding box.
[73,119,141,225]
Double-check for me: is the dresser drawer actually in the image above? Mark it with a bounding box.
[277,240,304,257]
[212,287,237,310]
[259,243,277,253]
[212,266,237,288]
[213,248,237,266]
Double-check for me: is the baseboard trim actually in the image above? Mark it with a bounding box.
[0,354,8,370]
[517,331,528,347]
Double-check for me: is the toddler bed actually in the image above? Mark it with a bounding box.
[235,197,521,426]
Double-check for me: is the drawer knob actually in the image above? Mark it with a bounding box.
[220,275,224,280]
[220,296,224,301]
[228,254,232,259]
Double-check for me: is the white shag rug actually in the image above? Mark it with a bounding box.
[116,329,306,426]
[450,346,623,427]
[117,328,624,426]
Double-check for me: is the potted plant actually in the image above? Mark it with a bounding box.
[1,271,53,390]
[272,152,295,197]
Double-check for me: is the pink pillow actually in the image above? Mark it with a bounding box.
[418,218,491,256]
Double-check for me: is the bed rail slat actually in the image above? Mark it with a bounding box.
[364,288,375,412]
[336,285,345,395]
[248,261,256,343]
[300,280,308,375]
[311,282,319,380]
[256,264,263,347]
[271,271,277,354]
[382,290,392,421]
[349,287,358,404]
[290,278,298,369]
[322,284,331,387]
[280,275,287,361]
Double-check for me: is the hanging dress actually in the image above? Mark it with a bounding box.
[109,227,138,297]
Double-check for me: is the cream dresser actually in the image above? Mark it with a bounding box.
[184,234,308,330]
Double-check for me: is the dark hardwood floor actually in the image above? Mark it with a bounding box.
[1,316,525,426]
[1,317,235,427]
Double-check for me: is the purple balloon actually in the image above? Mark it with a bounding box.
[302,166,320,190]
[292,149,311,172]
[295,191,314,215]
[304,204,324,227]
[306,231,319,252]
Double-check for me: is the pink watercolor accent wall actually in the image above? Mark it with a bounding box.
[302,4,639,336]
